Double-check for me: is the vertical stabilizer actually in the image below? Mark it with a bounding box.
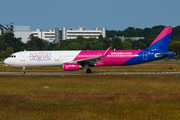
[146,27,172,51]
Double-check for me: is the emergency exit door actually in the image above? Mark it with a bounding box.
[143,51,147,60]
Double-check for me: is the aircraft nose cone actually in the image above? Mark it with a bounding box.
[4,59,8,65]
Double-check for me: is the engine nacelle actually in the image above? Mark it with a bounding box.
[63,63,84,71]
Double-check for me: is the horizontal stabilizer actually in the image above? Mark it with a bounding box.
[156,52,175,57]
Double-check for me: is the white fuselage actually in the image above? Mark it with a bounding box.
[4,51,81,67]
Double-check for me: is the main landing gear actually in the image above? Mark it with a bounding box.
[86,68,91,73]
[22,67,25,74]
[85,64,91,73]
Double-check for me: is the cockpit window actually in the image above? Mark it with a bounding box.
[9,55,16,58]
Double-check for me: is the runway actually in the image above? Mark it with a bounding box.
[0,71,180,75]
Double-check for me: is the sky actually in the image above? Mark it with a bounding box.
[1,0,180,30]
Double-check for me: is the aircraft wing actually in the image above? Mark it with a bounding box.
[71,46,111,65]
[156,52,175,57]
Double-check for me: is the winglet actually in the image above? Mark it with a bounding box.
[103,46,111,56]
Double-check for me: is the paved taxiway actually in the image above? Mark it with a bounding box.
[0,71,180,75]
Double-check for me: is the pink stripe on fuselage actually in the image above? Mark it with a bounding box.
[73,50,142,66]
[150,27,172,46]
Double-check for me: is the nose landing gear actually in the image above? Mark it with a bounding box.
[22,67,25,74]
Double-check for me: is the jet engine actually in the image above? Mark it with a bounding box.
[63,63,84,71]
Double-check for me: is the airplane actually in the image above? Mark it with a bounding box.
[4,27,175,74]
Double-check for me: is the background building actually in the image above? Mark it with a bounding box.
[61,27,106,40]
[14,26,57,43]
[119,36,145,41]
[0,23,106,43]
[13,25,31,43]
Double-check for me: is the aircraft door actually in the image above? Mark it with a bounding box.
[55,53,59,61]
[20,52,25,66]
[143,51,147,60]
[20,52,25,61]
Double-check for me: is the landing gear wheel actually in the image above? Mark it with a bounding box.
[21,71,25,74]
[86,69,91,73]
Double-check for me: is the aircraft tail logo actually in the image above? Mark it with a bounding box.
[146,27,173,51]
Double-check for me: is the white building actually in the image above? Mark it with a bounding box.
[12,25,106,43]
[62,27,106,40]
[13,26,31,43]
[31,29,56,42]
[13,26,56,43]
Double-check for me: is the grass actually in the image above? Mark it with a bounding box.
[0,75,180,119]
[1,61,180,119]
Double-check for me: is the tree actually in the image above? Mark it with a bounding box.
[132,41,138,50]
[102,38,111,49]
[112,37,123,50]
[91,39,103,50]
[137,41,146,50]
[0,51,7,58]
[4,32,26,52]
[122,41,132,50]
[168,41,180,57]
[82,41,92,50]
[124,27,135,37]
[27,34,37,50]
[35,37,49,50]
[0,31,8,51]
[124,38,133,46]
[99,35,103,39]
[172,26,180,39]
[77,36,85,42]
[6,47,14,57]
[47,43,57,50]
[106,30,117,37]
[58,40,71,50]
[0,47,14,58]
[68,42,81,50]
